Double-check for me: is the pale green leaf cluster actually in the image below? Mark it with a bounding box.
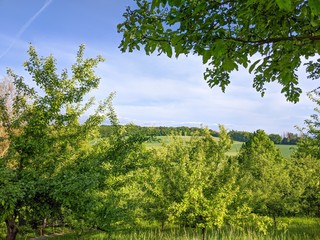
[142,126,239,230]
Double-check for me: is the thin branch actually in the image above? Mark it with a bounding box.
[226,35,320,45]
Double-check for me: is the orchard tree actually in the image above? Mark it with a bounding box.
[296,88,320,159]
[287,155,320,217]
[90,123,154,232]
[0,45,112,240]
[144,126,238,239]
[118,0,320,102]
[236,130,291,228]
[293,88,320,216]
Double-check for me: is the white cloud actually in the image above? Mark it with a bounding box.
[92,51,318,134]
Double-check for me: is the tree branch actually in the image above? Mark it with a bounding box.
[226,35,320,45]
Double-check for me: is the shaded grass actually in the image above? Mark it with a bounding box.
[30,217,320,239]
[1,218,319,239]
[280,217,320,239]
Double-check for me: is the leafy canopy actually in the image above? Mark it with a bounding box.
[0,44,112,239]
[118,0,320,102]
[145,126,238,231]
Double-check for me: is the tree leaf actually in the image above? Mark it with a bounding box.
[202,50,211,64]
[249,59,261,74]
[275,0,292,11]
[223,59,238,71]
[309,0,320,15]
[163,43,173,58]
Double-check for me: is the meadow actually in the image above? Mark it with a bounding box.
[146,136,296,158]
[3,217,319,239]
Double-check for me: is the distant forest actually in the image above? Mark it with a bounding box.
[99,125,300,145]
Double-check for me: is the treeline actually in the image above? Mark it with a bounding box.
[100,125,300,145]
[228,130,301,145]
[99,125,219,137]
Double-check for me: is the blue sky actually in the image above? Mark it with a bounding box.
[0,0,318,134]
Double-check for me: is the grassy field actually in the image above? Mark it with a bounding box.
[146,136,296,158]
[7,217,319,240]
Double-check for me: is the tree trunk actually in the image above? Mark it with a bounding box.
[201,227,206,240]
[5,217,18,240]
[273,214,277,229]
[40,218,47,236]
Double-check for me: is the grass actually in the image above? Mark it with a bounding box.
[276,144,297,158]
[146,136,296,158]
[16,217,319,240]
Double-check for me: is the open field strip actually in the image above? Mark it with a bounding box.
[146,136,296,158]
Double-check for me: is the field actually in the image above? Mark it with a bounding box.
[3,217,319,240]
[146,136,296,158]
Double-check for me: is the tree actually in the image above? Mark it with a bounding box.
[0,45,112,240]
[236,130,291,228]
[268,133,282,144]
[118,0,320,102]
[296,88,320,158]
[90,122,153,232]
[228,130,252,142]
[287,155,320,217]
[143,126,238,240]
[293,88,320,216]
[281,132,300,144]
[0,77,16,157]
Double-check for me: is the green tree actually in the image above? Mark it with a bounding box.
[268,133,282,144]
[144,126,238,239]
[90,123,153,232]
[236,130,291,228]
[118,0,320,102]
[296,88,320,158]
[293,88,320,216]
[228,130,252,142]
[287,155,320,217]
[0,45,111,240]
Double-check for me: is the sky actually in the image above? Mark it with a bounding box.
[0,0,319,134]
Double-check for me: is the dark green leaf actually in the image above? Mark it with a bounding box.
[249,59,261,74]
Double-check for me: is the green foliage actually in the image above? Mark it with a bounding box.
[295,88,320,159]
[228,130,252,142]
[143,126,239,231]
[0,45,111,239]
[268,133,282,144]
[146,135,296,158]
[81,123,154,232]
[287,155,320,217]
[235,130,292,226]
[99,125,219,138]
[118,0,320,102]
[292,89,320,217]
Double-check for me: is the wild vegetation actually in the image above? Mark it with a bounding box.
[0,45,319,240]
